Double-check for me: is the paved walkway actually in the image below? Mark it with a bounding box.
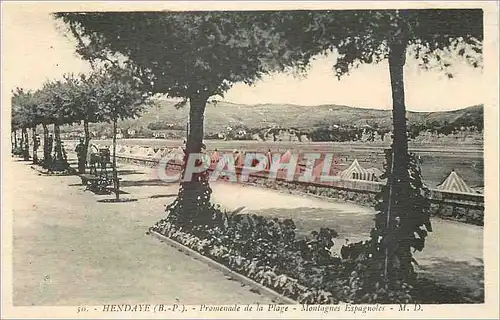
[115,158,484,298]
[11,159,274,306]
[11,155,484,305]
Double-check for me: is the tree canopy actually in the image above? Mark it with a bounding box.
[12,68,150,130]
[282,9,483,78]
[11,66,151,168]
[286,9,483,283]
[55,11,316,99]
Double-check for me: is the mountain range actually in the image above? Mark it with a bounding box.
[76,100,483,136]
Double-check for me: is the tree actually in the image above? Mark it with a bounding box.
[11,90,28,159]
[55,11,314,223]
[62,69,148,175]
[62,73,96,163]
[286,9,482,283]
[11,88,41,161]
[11,105,20,151]
[89,66,150,199]
[38,80,81,170]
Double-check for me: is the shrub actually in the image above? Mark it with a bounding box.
[150,205,474,304]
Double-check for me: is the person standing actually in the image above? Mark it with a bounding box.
[86,143,99,175]
[33,134,40,164]
[47,134,54,157]
[75,138,86,174]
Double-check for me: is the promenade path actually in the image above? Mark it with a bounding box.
[11,155,484,305]
[114,158,484,299]
[10,159,275,306]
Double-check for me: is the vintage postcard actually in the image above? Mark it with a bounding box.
[1,1,498,319]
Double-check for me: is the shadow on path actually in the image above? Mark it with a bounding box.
[117,169,146,175]
[97,198,138,203]
[120,179,174,188]
[149,194,178,199]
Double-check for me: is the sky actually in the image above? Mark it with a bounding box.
[3,9,484,112]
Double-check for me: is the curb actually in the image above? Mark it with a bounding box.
[149,231,298,305]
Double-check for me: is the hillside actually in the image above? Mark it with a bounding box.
[67,100,483,139]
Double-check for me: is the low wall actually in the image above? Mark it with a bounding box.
[426,189,484,225]
[113,153,484,226]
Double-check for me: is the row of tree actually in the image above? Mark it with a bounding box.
[11,66,149,174]
[53,10,482,285]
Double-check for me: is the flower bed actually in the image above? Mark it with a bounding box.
[150,210,478,304]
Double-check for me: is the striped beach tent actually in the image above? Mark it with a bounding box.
[473,186,484,194]
[436,170,476,194]
[279,150,292,164]
[209,150,221,169]
[270,150,294,176]
[170,146,185,164]
[117,145,127,154]
[144,147,155,157]
[266,151,283,169]
[166,146,184,157]
[136,146,146,156]
[311,158,341,181]
[210,150,220,162]
[130,145,141,154]
[365,167,384,182]
[233,150,245,167]
[340,159,372,181]
[153,149,164,160]
[264,151,273,170]
[175,146,185,154]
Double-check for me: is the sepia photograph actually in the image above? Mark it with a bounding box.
[1,2,498,319]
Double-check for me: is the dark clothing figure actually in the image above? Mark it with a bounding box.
[75,141,86,174]
[33,135,41,164]
[47,135,54,158]
[23,134,30,161]
[34,136,40,150]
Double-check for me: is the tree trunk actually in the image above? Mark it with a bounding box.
[385,38,410,282]
[31,126,38,164]
[83,119,90,163]
[171,92,212,225]
[112,115,119,200]
[186,94,206,155]
[20,128,24,148]
[42,123,50,166]
[54,124,63,160]
[12,130,16,150]
[22,127,29,161]
[51,123,68,171]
